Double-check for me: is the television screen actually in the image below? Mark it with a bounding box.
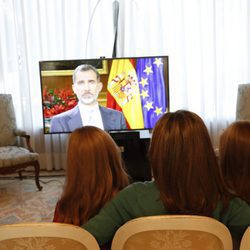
[39,56,169,134]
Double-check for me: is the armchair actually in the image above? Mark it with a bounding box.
[0,94,42,190]
[236,83,250,121]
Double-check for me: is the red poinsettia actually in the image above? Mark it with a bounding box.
[43,86,77,118]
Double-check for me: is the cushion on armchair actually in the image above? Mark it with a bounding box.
[0,146,39,168]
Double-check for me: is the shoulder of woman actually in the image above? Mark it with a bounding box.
[228,197,250,211]
[121,180,156,193]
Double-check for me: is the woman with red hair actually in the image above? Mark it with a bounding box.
[219,121,250,204]
[53,126,129,225]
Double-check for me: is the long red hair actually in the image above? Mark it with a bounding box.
[149,110,232,216]
[219,121,250,203]
[56,126,129,225]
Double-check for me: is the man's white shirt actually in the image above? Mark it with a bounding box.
[78,102,104,130]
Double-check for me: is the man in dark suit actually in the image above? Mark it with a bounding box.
[50,64,127,133]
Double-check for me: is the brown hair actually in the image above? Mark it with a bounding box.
[219,121,250,203]
[56,126,129,225]
[149,110,231,216]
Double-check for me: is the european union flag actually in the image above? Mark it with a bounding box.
[136,57,167,129]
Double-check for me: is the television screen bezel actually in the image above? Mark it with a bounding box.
[39,55,170,135]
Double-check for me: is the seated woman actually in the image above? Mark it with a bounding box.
[53,126,129,225]
[219,121,250,204]
[82,110,250,246]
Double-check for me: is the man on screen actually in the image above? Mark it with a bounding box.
[50,64,127,133]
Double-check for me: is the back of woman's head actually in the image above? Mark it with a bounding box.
[58,126,129,225]
[219,121,250,203]
[149,110,229,216]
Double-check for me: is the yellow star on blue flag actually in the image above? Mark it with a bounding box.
[136,57,167,128]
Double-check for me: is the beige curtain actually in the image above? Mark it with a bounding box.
[116,0,250,146]
[1,0,250,169]
[0,0,115,170]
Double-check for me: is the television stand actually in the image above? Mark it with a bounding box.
[109,131,151,182]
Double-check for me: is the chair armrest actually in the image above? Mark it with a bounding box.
[14,129,35,152]
[14,129,27,136]
[20,134,35,152]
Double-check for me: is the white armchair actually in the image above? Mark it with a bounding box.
[0,94,42,190]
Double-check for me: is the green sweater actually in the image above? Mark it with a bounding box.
[83,181,250,245]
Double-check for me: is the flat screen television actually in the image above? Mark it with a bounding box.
[39,56,169,135]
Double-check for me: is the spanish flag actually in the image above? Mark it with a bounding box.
[107,59,144,129]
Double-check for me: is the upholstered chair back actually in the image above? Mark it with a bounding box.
[0,223,100,250]
[111,215,233,250]
[0,94,17,146]
[236,84,250,121]
[240,227,250,250]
